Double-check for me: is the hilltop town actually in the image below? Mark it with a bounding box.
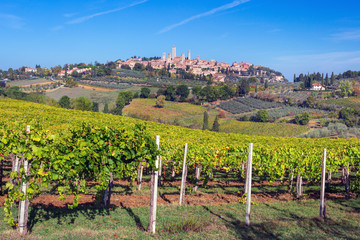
[3,46,285,84]
[115,46,285,83]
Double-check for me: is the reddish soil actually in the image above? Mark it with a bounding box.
[0,178,355,209]
[1,163,356,209]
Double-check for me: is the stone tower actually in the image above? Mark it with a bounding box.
[172,46,176,59]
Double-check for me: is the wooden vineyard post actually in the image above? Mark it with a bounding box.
[179,143,188,206]
[244,156,249,194]
[296,172,303,199]
[137,161,144,191]
[0,158,3,195]
[320,149,326,218]
[289,169,294,192]
[103,172,113,207]
[326,170,332,191]
[245,143,253,226]
[19,125,30,235]
[171,164,176,178]
[11,155,20,188]
[148,135,160,234]
[193,164,201,192]
[158,157,162,187]
[344,166,350,199]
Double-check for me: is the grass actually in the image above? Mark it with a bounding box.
[0,200,359,239]
[123,99,207,123]
[1,166,358,239]
[219,118,309,137]
[321,97,360,109]
[45,86,159,111]
[123,99,309,137]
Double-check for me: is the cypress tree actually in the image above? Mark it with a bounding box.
[202,111,209,130]
[325,73,329,86]
[212,116,220,132]
[331,72,335,85]
[92,102,99,112]
[103,103,109,113]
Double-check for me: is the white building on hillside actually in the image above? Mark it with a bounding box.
[311,83,326,91]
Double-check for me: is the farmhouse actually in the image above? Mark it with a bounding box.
[310,83,325,91]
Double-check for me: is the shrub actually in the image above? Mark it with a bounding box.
[255,109,268,122]
[295,112,309,125]
[238,115,249,121]
[155,95,166,108]
[72,96,92,111]
[58,95,71,109]
[140,87,151,98]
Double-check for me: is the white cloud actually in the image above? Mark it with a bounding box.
[158,0,250,34]
[67,0,148,24]
[0,13,24,29]
[330,29,360,41]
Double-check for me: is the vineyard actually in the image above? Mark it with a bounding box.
[77,79,133,90]
[245,106,326,119]
[0,99,359,238]
[219,97,282,114]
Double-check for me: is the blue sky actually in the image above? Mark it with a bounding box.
[1,0,360,80]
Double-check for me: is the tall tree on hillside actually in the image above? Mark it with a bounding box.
[331,72,335,85]
[103,103,109,113]
[324,73,329,86]
[202,111,209,130]
[92,102,99,112]
[111,96,125,115]
[211,116,220,132]
[238,79,250,95]
[264,80,269,89]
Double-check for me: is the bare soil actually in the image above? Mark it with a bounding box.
[0,177,354,209]
[78,84,116,92]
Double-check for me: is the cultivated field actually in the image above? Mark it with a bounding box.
[321,97,360,109]
[0,99,359,239]
[46,86,159,110]
[7,78,52,87]
[123,99,309,137]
